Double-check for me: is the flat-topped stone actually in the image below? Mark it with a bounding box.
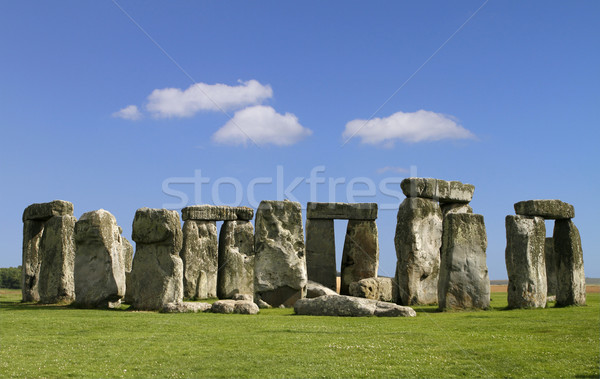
[294,295,416,317]
[23,200,73,222]
[400,178,474,203]
[514,200,574,220]
[181,205,254,221]
[306,202,378,220]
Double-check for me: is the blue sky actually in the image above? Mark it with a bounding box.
[1,1,598,279]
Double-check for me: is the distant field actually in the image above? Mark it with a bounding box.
[0,289,598,378]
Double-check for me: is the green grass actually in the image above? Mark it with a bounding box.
[1,289,598,378]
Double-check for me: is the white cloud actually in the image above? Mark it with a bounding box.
[376,166,409,174]
[343,110,475,146]
[146,79,273,118]
[112,105,142,120]
[212,105,312,146]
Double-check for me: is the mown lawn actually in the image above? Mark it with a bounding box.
[0,289,598,378]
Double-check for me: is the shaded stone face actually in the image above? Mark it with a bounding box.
[553,220,586,306]
[217,220,255,299]
[121,236,134,273]
[349,277,395,302]
[400,178,474,204]
[22,200,73,222]
[544,237,558,297]
[505,215,547,309]
[181,205,254,222]
[514,200,575,220]
[305,218,336,291]
[438,213,490,310]
[441,203,473,216]
[340,220,379,295]
[181,220,218,299]
[22,220,44,302]
[394,197,443,305]
[306,202,378,220]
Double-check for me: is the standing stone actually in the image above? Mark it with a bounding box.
[22,220,44,302]
[505,215,547,308]
[74,210,126,308]
[180,220,218,299]
[217,220,255,299]
[553,220,586,306]
[22,200,74,223]
[441,203,473,216]
[128,208,183,310]
[254,200,307,307]
[545,237,558,297]
[340,220,379,295]
[305,218,336,291]
[38,215,77,304]
[394,197,443,305]
[349,277,395,302]
[438,214,490,310]
[122,236,134,273]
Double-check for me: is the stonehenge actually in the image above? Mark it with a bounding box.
[294,295,416,317]
[217,219,255,299]
[349,277,395,302]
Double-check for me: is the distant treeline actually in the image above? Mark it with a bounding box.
[0,267,21,289]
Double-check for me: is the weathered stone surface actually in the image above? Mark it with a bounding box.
[160,301,212,313]
[340,220,379,295]
[217,220,255,299]
[181,220,218,299]
[294,295,416,317]
[553,220,586,306]
[254,200,307,307]
[181,205,254,221]
[122,236,134,273]
[211,300,260,315]
[22,220,44,302]
[129,208,183,310]
[438,214,490,310]
[514,200,574,220]
[505,215,547,308]
[394,197,443,305]
[22,200,73,222]
[400,178,474,204]
[441,203,473,216]
[306,202,378,220]
[73,210,126,308]
[349,277,395,302]
[306,280,338,298]
[545,237,558,297]
[38,215,77,304]
[232,293,253,301]
[305,218,336,291]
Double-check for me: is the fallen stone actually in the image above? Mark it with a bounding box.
[340,220,379,295]
[545,237,558,297]
[294,295,416,317]
[22,220,44,302]
[256,299,272,309]
[305,218,337,291]
[211,300,260,315]
[232,293,253,302]
[254,200,307,307]
[514,200,574,220]
[438,214,490,310]
[160,301,212,313]
[217,220,255,299]
[553,220,586,306]
[395,197,442,305]
[441,203,473,216]
[505,215,547,309]
[22,200,74,222]
[181,205,254,221]
[349,277,395,302]
[306,202,378,220]
[400,178,474,203]
[306,280,338,298]
[181,220,218,299]
[74,210,126,308]
[122,236,134,273]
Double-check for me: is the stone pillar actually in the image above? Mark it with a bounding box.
[505,215,547,308]
[254,200,307,307]
[553,220,586,306]
[129,208,183,310]
[544,237,558,297]
[181,220,218,299]
[217,220,255,299]
[340,220,379,295]
[394,197,443,305]
[305,218,336,291]
[22,220,44,302]
[438,213,490,310]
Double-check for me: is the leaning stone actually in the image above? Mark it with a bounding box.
[514,200,575,220]
[306,202,378,220]
[254,200,307,307]
[38,215,77,304]
[349,277,395,302]
[128,208,183,310]
[22,200,73,222]
[553,220,586,306]
[211,300,259,315]
[545,238,558,297]
[22,220,44,302]
[438,214,490,310]
[395,197,443,305]
[181,205,254,221]
[122,236,134,273]
[305,218,336,291]
[441,203,473,216]
[160,301,212,313]
[505,215,547,308]
[306,280,338,298]
[217,220,255,299]
[294,295,416,317]
[181,220,218,299]
[340,220,379,295]
[400,178,474,203]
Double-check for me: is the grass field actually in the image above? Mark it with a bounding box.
[1,289,598,378]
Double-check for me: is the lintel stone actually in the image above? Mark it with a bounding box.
[23,200,74,222]
[514,200,574,220]
[306,202,377,220]
[400,178,474,203]
[181,205,254,221]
